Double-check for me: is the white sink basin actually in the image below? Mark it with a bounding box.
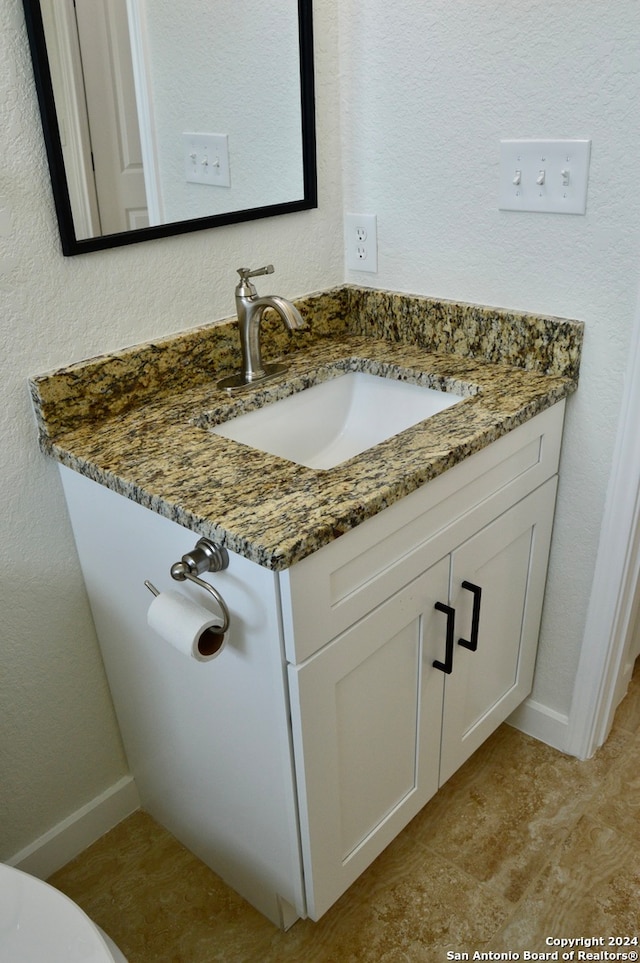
[211,371,464,470]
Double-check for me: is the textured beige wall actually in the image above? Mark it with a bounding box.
[0,0,342,858]
[339,0,640,718]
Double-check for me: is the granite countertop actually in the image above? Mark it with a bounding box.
[30,285,583,570]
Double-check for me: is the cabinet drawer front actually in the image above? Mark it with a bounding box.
[280,403,564,664]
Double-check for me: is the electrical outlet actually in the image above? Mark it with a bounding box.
[346,213,378,272]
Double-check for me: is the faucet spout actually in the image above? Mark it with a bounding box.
[218,265,307,392]
[254,296,306,332]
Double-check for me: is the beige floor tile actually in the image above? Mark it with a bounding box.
[405,724,629,904]
[494,815,640,951]
[49,812,278,963]
[52,809,512,963]
[260,830,511,963]
[46,670,640,963]
[589,730,640,840]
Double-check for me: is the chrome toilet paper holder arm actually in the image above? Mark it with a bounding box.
[145,538,231,634]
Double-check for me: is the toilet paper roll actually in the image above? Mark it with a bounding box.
[147,590,226,661]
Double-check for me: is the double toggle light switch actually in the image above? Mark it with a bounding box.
[499,139,591,214]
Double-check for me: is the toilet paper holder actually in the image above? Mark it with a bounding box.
[144,538,231,634]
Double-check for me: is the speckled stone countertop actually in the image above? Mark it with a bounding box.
[30,285,583,570]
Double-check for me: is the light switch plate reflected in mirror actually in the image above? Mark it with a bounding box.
[183,132,231,188]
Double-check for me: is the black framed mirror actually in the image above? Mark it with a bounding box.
[22,0,317,256]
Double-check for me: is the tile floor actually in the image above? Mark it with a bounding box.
[49,662,640,963]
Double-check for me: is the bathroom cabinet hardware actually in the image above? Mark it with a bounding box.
[170,569,230,635]
[457,581,482,652]
[433,601,456,674]
[171,537,229,578]
[434,580,482,671]
[143,538,231,633]
[143,572,230,635]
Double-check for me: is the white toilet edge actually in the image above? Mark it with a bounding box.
[0,862,129,962]
[97,925,129,963]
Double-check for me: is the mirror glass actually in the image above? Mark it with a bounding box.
[22,0,317,255]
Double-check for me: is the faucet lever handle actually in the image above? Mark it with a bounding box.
[237,264,275,282]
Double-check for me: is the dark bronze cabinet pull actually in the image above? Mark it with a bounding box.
[458,581,482,652]
[433,601,456,674]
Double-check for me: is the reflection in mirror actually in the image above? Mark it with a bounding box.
[22,0,317,255]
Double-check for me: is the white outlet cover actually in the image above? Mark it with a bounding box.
[499,139,591,214]
[183,132,230,187]
[345,213,378,272]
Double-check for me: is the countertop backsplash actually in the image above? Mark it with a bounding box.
[29,286,583,569]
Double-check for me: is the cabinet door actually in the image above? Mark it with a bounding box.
[439,478,557,785]
[288,557,450,920]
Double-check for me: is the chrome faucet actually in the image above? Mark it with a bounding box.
[217,265,306,391]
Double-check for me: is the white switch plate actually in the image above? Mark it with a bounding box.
[183,132,230,187]
[499,139,591,214]
[345,213,378,272]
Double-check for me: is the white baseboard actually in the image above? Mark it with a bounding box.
[7,776,140,881]
[508,697,571,755]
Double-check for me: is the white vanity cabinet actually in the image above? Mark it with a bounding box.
[279,404,562,919]
[59,401,564,929]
